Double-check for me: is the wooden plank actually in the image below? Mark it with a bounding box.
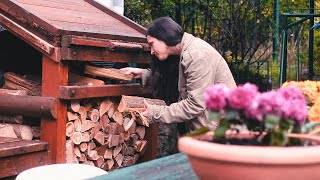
[1,0,148,42]
[41,55,68,163]
[61,35,150,51]
[0,13,54,55]
[0,150,50,178]
[59,84,152,100]
[85,0,147,35]
[0,137,48,157]
[0,0,60,40]
[60,47,152,63]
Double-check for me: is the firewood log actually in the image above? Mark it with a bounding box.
[65,140,77,163]
[113,144,122,158]
[66,122,75,137]
[79,142,88,152]
[0,124,18,138]
[67,111,79,121]
[69,72,105,86]
[93,132,105,145]
[118,95,166,113]
[88,108,99,122]
[3,72,41,96]
[68,100,80,113]
[101,159,114,171]
[70,132,82,145]
[74,146,81,158]
[107,103,115,118]
[93,156,104,168]
[83,161,95,166]
[84,65,133,81]
[99,99,113,117]
[78,106,87,123]
[74,118,82,132]
[114,154,124,167]
[0,123,33,140]
[0,115,23,124]
[123,117,135,132]
[81,132,91,142]
[112,111,123,125]
[81,120,94,132]
[122,156,134,167]
[136,126,146,139]
[79,153,87,162]
[100,114,110,131]
[0,88,27,96]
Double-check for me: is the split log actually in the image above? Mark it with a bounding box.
[114,154,124,167]
[123,117,134,132]
[100,114,110,131]
[0,88,27,96]
[99,99,113,117]
[3,72,41,96]
[78,106,87,123]
[93,132,105,145]
[70,132,82,145]
[74,118,82,132]
[122,156,134,167]
[79,142,88,152]
[118,95,166,113]
[65,140,77,163]
[136,126,146,139]
[0,124,18,138]
[81,120,95,132]
[74,146,81,158]
[93,156,104,168]
[107,104,115,118]
[113,144,122,158]
[0,115,23,124]
[67,111,78,121]
[81,132,91,142]
[66,122,75,137]
[101,159,114,171]
[88,108,99,122]
[112,111,123,125]
[0,123,33,140]
[68,100,81,113]
[69,72,105,86]
[79,153,87,162]
[84,65,133,82]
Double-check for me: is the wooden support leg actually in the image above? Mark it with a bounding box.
[40,56,68,163]
[139,124,158,162]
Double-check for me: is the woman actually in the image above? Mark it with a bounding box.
[121,17,236,132]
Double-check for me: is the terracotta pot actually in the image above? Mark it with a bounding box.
[178,132,320,180]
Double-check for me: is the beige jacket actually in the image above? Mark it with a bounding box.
[142,33,236,131]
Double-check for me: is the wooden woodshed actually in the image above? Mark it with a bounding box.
[0,0,157,170]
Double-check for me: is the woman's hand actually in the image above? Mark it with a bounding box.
[141,99,150,118]
[120,67,143,79]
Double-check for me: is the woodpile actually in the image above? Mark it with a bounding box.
[65,96,165,171]
[0,88,38,140]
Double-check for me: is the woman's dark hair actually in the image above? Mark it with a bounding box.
[149,55,179,105]
[146,17,184,46]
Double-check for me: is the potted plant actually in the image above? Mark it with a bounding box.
[178,83,320,179]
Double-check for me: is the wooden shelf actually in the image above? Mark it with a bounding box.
[59,83,152,100]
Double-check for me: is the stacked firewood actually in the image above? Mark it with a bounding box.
[65,95,165,171]
[0,88,40,140]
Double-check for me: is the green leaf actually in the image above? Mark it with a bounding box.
[214,119,230,141]
[225,110,240,121]
[186,127,210,137]
[264,114,280,129]
[209,112,220,122]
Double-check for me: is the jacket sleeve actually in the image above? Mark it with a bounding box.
[140,68,151,87]
[148,51,215,124]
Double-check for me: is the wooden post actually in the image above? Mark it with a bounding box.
[139,124,158,162]
[41,55,68,163]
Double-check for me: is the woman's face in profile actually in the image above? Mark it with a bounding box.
[147,35,170,61]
